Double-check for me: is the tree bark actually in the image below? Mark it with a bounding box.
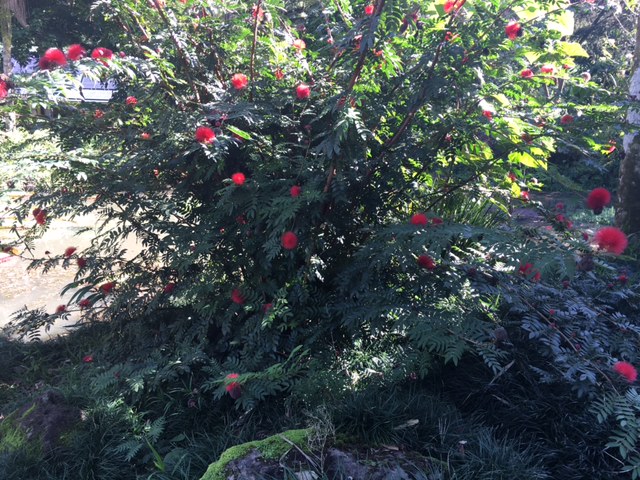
[0,2,12,75]
[618,11,640,235]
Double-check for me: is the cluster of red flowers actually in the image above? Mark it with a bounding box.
[505,21,522,40]
[518,263,541,282]
[125,96,138,106]
[613,361,638,383]
[39,44,115,70]
[417,254,436,270]
[444,0,466,14]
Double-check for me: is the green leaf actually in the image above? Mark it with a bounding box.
[547,10,574,36]
[508,151,547,170]
[558,41,589,58]
[226,125,253,140]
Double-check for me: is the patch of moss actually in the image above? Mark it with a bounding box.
[199,428,310,480]
[0,405,41,457]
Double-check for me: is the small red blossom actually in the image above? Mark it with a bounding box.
[67,44,86,61]
[482,110,493,121]
[163,282,176,294]
[296,83,311,100]
[231,172,246,185]
[78,298,91,309]
[586,187,611,214]
[505,21,522,40]
[292,39,306,51]
[410,213,428,226]
[560,114,574,125]
[275,68,284,80]
[290,185,302,197]
[282,231,299,250]
[0,80,8,100]
[225,373,242,399]
[64,246,77,257]
[231,73,248,90]
[555,214,565,223]
[549,309,555,316]
[195,126,216,144]
[125,96,137,106]
[431,217,443,225]
[556,202,564,211]
[94,109,105,119]
[417,254,436,270]
[100,281,116,294]
[540,64,554,74]
[35,210,47,225]
[443,0,463,13]
[594,227,628,255]
[508,172,517,182]
[562,280,570,289]
[521,191,530,201]
[519,263,534,275]
[364,4,375,15]
[55,304,67,314]
[619,274,629,285]
[251,5,265,20]
[521,133,533,144]
[77,258,87,269]
[532,271,541,282]
[82,355,94,363]
[231,288,245,305]
[39,48,67,70]
[141,132,151,140]
[614,361,638,383]
[520,69,534,79]
[91,47,113,61]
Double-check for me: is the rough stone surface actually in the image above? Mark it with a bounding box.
[16,389,81,451]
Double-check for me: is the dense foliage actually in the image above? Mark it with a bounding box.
[1,0,639,478]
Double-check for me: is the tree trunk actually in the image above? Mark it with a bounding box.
[618,11,640,235]
[0,2,12,75]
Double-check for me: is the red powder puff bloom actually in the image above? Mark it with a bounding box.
[521,191,530,201]
[77,258,87,268]
[365,4,375,15]
[292,39,306,50]
[282,231,299,250]
[290,185,302,197]
[417,255,436,270]
[540,64,554,74]
[163,282,176,294]
[39,48,67,70]
[520,69,534,79]
[613,361,638,383]
[83,355,94,363]
[35,210,47,225]
[431,217,443,225]
[66,44,86,61]
[586,187,611,214]
[225,373,242,399]
[505,21,522,40]
[482,110,493,121]
[410,213,428,226]
[91,47,113,61]
[594,227,628,255]
[64,246,77,257]
[78,298,91,309]
[444,0,465,13]
[560,114,574,125]
[251,4,265,20]
[231,288,245,304]
[141,132,151,140]
[519,263,533,275]
[195,126,216,144]
[101,281,116,294]
[125,96,137,106]
[0,80,8,100]
[275,68,285,80]
[55,305,67,314]
[296,83,311,100]
[532,271,541,282]
[94,109,105,119]
[231,172,246,185]
[231,73,248,90]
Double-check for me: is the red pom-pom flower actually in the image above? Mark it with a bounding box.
[39,48,67,70]
[586,187,611,214]
[594,227,628,255]
[225,373,242,399]
[231,73,248,90]
[282,231,299,250]
[614,361,638,383]
[67,44,86,61]
[195,126,216,144]
[505,21,521,40]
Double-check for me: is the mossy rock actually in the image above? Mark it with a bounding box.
[0,390,80,457]
[199,428,310,480]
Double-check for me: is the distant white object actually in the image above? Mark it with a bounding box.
[12,57,117,103]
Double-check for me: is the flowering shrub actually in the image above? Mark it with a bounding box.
[3,0,638,475]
